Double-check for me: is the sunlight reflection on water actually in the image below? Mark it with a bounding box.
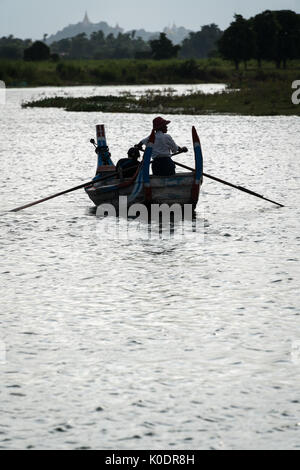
[0,86,300,450]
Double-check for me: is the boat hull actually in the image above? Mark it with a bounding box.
[85,172,197,209]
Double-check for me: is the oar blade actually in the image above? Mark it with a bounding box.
[192,126,200,144]
[191,126,204,204]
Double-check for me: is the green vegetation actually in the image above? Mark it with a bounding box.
[149,33,181,60]
[219,10,300,70]
[22,65,300,116]
[1,8,299,115]
[51,31,151,60]
[181,24,222,59]
[23,41,51,61]
[1,9,299,67]
[0,36,31,59]
[0,57,232,87]
[0,25,221,62]
[2,57,300,89]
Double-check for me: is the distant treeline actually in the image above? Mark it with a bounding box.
[0,10,299,69]
[0,58,233,87]
[219,10,300,69]
[0,25,222,61]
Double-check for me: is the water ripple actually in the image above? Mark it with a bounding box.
[0,86,299,450]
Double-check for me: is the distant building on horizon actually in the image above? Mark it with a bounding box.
[82,11,91,26]
[163,23,192,45]
[46,12,191,45]
[46,12,123,44]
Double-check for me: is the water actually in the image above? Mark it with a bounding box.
[0,85,300,450]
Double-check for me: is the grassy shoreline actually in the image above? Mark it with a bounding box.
[1,58,299,115]
[22,81,300,116]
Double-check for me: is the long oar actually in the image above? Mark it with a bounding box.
[9,150,186,213]
[173,160,284,208]
[10,170,120,213]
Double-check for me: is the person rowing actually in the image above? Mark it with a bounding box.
[136,116,188,176]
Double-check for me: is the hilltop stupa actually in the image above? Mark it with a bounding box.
[82,11,91,25]
[46,13,189,45]
[46,12,123,44]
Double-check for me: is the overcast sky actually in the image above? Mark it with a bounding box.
[0,0,299,39]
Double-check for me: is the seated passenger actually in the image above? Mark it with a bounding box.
[116,147,140,179]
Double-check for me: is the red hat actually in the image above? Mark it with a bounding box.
[153,116,171,131]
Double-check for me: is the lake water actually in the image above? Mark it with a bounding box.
[0,85,300,450]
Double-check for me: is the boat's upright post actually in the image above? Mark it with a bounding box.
[143,130,156,203]
[95,124,115,177]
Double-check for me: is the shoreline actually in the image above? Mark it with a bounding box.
[2,58,298,116]
[22,86,300,117]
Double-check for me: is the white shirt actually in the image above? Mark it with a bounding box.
[139,131,179,158]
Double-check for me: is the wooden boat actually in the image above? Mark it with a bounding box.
[85,125,203,211]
